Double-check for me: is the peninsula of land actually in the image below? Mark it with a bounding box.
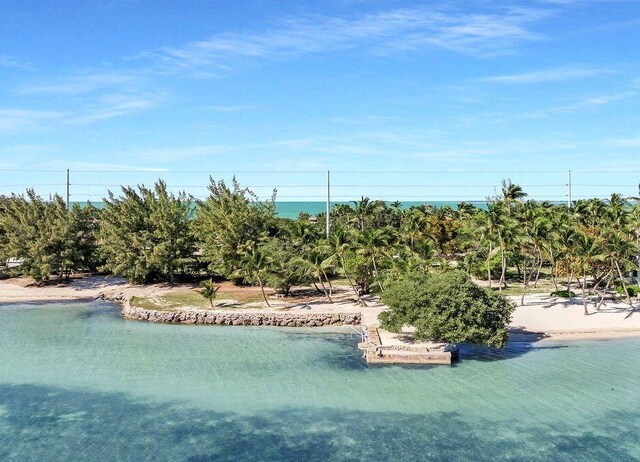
[2,276,639,344]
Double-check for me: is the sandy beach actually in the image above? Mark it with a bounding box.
[1,276,639,343]
[507,293,640,341]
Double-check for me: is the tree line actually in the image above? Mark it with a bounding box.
[1,178,639,314]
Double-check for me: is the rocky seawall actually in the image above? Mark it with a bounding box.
[121,303,362,327]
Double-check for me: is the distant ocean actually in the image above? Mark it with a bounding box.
[274,201,486,219]
[74,200,486,219]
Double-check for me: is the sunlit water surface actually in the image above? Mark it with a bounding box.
[1,301,639,461]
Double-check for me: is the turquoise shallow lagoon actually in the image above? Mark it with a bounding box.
[1,301,639,461]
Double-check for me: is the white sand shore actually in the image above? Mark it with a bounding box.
[1,276,639,343]
[0,276,363,315]
[507,293,640,342]
[0,276,159,303]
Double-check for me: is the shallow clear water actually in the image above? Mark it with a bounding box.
[1,301,639,461]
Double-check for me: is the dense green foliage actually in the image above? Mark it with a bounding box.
[1,177,639,323]
[261,237,307,296]
[98,181,195,283]
[192,178,276,282]
[0,191,97,282]
[379,271,515,347]
[617,285,640,297]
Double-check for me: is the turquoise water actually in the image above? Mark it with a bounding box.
[274,201,482,218]
[74,200,489,219]
[1,301,639,461]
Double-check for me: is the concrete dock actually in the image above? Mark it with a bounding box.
[358,326,458,364]
[358,307,458,365]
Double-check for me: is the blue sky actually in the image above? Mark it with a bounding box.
[1,0,640,203]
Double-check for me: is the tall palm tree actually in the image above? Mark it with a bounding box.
[603,229,636,309]
[530,208,552,288]
[356,227,392,292]
[294,244,335,303]
[400,209,426,248]
[288,220,317,251]
[514,203,538,305]
[323,228,367,306]
[456,202,477,220]
[390,200,402,211]
[233,246,274,307]
[629,202,640,249]
[556,220,579,299]
[500,179,528,206]
[487,202,517,291]
[349,197,376,232]
[574,232,604,315]
[475,208,499,288]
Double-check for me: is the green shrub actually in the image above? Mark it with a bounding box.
[344,251,374,295]
[261,237,307,296]
[379,270,515,348]
[465,252,501,280]
[616,285,640,297]
[550,290,576,298]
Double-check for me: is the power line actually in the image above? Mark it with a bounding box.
[1,168,640,174]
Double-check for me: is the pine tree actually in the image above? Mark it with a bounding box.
[0,191,97,282]
[98,181,195,283]
[193,177,276,281]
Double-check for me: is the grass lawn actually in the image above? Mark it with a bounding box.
[477,267,563,297]
[130,287,264,311]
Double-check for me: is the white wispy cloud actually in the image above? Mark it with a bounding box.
[0,92,163,132]
[380,7,548,56]
[0,109,64,131]
[522,90,638,118]
[534,0,640,5]
[132,145,228,162]
[141,6,549,72]
[0,60,164,132]
[608,138,640,147]
[17,72,141,96]
[327,115,400,125]
[64,93,164,125]
[455,82,639,125]
[478,66,611,83]
[2,5,558,133]
[62,161,169,172]
[231,128,582,166]
[0,54,33,70]
[206,105,259,113]
[7,144,57,153]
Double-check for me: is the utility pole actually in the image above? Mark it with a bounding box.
[66,169,70,211]
[567,169,572,208]
[326,170,331,238]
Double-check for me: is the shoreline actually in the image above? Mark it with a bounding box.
[509,328,640,343]
[121,299,362,327]
[7,295,639,343]
[1,276,640,344]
